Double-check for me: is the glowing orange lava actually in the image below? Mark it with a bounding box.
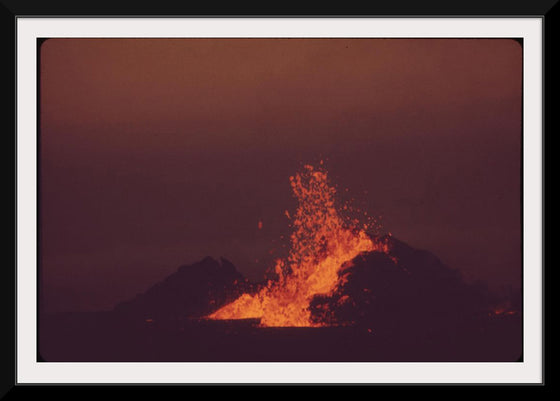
[207,164,389,327]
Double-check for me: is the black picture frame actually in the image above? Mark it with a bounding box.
[4,0,555,391]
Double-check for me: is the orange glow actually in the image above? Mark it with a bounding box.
[258,220,263,230]
[492,307,518,316]
[207,163,389,327]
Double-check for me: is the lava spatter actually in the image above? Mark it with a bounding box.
[207,164,389,327]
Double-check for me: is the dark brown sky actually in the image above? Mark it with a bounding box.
[40,38,522,313]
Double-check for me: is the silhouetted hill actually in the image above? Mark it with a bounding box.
[113,256,254,320]
[311,236,506,334]
[40,238,521,362]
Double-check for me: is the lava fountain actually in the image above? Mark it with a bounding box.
[207,163,390,327]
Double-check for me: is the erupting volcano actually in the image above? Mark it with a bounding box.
[43,163,522,362]
[207,163,390,327]
[39,38,524,364]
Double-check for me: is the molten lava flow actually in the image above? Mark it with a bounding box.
[207,164,389,327]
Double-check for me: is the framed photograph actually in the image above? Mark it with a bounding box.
[8,6,551,387]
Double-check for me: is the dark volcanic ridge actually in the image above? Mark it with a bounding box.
[113,256,255,320]
[112,235,519,331]
[40,236,522,362]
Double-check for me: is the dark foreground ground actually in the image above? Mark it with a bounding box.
[39,311,522,362]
